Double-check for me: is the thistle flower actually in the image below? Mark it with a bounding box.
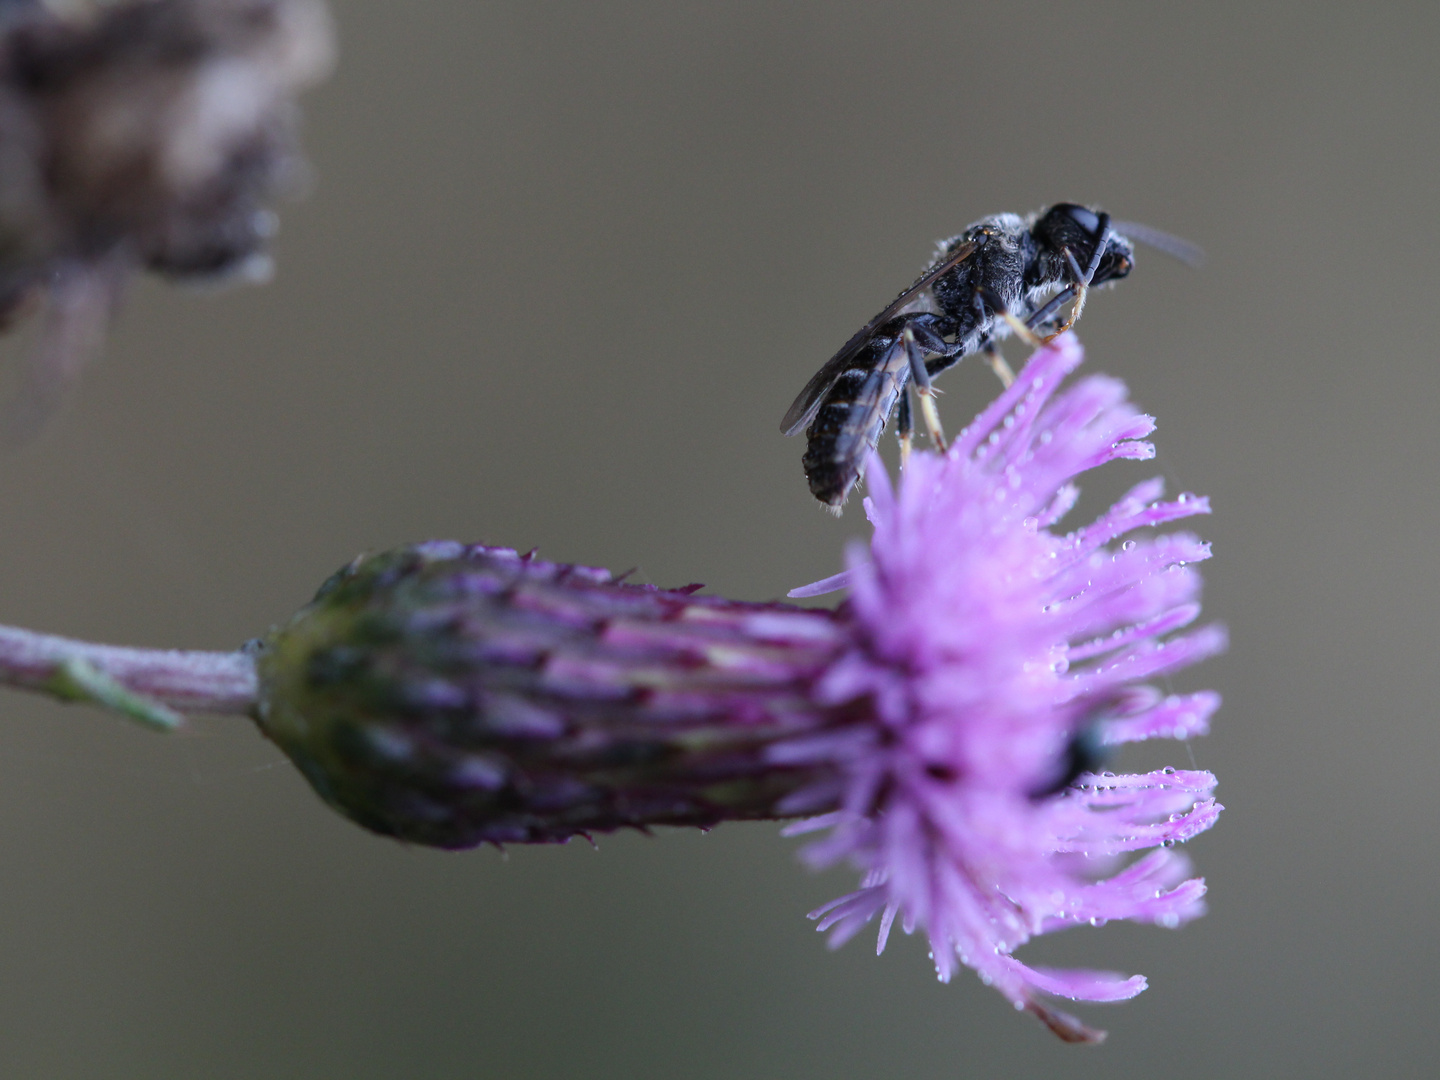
[0,335,1222,1041]
[243,334,1222,1039]
[779,333,1224,1041]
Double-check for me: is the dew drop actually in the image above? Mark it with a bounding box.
[1121,540,1137,552]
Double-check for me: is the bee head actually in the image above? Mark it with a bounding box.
[1035,204,1134,286]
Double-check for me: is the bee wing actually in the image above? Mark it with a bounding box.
[1110,220,1205,268]
[823,342,912,465]
[0,259,122,448]
[779,239,976,435]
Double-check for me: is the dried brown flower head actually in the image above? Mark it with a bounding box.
[0,0,333,438]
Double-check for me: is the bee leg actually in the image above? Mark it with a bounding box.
[975,288,1044,350]
[895,382,913,470]
[903,312,953,356]
[902,327,947,452]
[982,344,1015,388]
[1024,284,1077,336]
[1051,214,1112,337]
[1052,249,1092,336]
[903,311,963,377]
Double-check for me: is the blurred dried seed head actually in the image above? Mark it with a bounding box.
[0,0,333,440]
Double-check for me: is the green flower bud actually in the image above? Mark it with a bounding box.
[256,543,848,848]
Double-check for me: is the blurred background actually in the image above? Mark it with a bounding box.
[0,1,1429,1075]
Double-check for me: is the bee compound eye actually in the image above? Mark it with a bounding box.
[1061,205,1100,234]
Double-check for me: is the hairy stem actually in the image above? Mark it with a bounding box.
[0,624,258,721]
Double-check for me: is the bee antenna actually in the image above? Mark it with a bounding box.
[1109,221,1205,268]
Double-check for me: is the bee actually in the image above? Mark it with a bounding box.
[780,204,1200,510]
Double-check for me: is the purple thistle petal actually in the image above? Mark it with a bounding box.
[952,334,1085,460]
[1033,482,1081,530]
[782,335,1224,1038]
[779,811,848,837]
[1035,850,1207,931]
[1067,602,1202,662]
[788,569,860,598]
[1001,958,1148,1002]
[1101,691,1221,744]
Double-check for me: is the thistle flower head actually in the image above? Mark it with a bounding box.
[781,334,1224,1040]
[254,335,1221,1042]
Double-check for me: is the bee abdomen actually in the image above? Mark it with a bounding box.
[802,366,899,508]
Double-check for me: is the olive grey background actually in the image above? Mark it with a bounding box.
[0,1,1426,1076]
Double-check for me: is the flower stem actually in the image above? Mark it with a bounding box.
[0,624,257,727]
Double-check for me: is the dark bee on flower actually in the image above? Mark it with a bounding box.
[780,204,1200,510]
